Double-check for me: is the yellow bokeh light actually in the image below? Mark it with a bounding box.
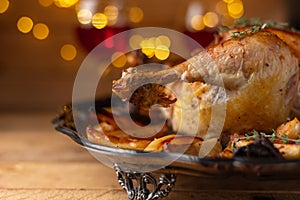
[228,1,244,19]
[129,7,144,23]
[92,13,107,29]
[54,0,78,8]
[191,15,205,31]
[155,35,171,48]
[111,52,127,68]
[33,23,49,40]
[140,39,155,58]
[203,12,219,28]
[60,44,77,61]
[38,0,53,7]
[0,0,9,13]
[223,0,234,3]
[77,9,92,24]
[104,5,118,21]
[17,16,33,34]
[129,34,143,49]
[155,45,170,60]
[216,1,228,15]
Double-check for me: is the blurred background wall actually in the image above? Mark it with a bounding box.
[0,0,297,112]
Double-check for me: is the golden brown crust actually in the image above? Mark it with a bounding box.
[266,28,300,61]
[214,26,300,61]
[104,25,300,159]
[173,31,299,138]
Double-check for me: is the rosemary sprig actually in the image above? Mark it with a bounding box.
[217,17,296,39]
[230,25,261,40]
[231,129,300,150]
[236,17,249,26]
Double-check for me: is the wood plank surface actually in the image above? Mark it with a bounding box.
[1,189,300,200]
[0,113,299,200]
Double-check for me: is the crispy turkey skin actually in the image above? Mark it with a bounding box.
[112,30,300,139]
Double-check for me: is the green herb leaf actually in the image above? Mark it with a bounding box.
[281,134,289,144]
[250,18,262,26]
[265,20,275,27]
[245,134,251,141]
[220,17,297,39]
[252,130,259,137]
[235,17,248,26]
[269,130,277,143]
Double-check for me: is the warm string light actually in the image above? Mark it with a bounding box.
[17,16,34,33]
[104,5,118,26]
[203,12,219,28]
[60,44,77,61]
[76,1,144,29]
[33,23,49,40]
[17,16,50,40]
[0,0,9,13]
[129,34,143,49]
[92,13,107,29]
[77,9,92,24]
[38,0,53,7]
[137,35,171,60]
[38,0,145,27]
[111,51,127,68]
[16,13,77,61]
[110,34,171,69]
[186,0,244,31]
[53,0,78,8]
[10,1,245,63]
[128,7,143,23]
[227,0,244,19]
[9,1,147,63]
[218,0,244,23]
[191,15,205,31]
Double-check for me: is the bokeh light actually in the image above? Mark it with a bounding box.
[191,15,205,31]
[227,1,244,19]
[140,38,155,58]
[129,7,144,23]
[104,5,118,21]
[111,52,127,68]
[38,0,53,7]
[129,34,143,49]
[92,13,107,29]
[60,44,77,61]
[0,0,9,13]
[139,36,171,60]
[223,0,234,3]
[33,23,49,40]
[104,5,118,26]
[54,0,78,8]
[104,37,114,48]
[77,9,92,24]
[203,12,219,28]
[155,45,170,60]
[17,16,34,34]
[155,35,171,48]
[215,1,228,15]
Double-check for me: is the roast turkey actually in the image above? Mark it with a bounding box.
[112,29,300,140]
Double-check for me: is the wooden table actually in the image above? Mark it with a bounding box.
[0,113,300,200]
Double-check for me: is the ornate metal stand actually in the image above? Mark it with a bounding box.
[114,164,176,200]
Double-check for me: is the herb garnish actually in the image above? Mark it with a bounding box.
[218,17,293,40]
[231,129,300,150]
